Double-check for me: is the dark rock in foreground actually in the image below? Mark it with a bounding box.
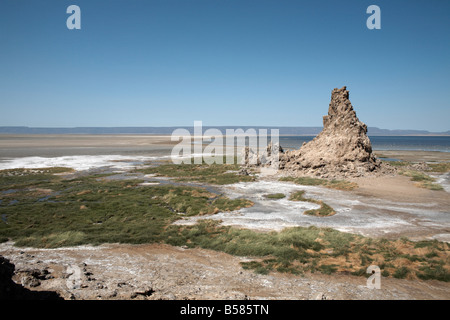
[0,255,62,300]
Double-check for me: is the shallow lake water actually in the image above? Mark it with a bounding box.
[174,180,450,242]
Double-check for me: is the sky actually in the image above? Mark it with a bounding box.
[0,0,449,131]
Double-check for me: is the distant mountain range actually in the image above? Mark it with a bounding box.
[0,126,448,136]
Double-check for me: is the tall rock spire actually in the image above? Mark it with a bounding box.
[279,86,380,178]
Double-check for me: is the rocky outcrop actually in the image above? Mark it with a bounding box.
[243,86,393,178]
[279,86,382,177]
[241,141,283,168]
[0,255,62,300]
[1,242,449,300]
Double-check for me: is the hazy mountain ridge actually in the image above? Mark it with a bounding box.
[0,126,448,136]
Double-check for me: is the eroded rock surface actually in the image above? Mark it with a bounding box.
[280,86,385,178]
[244,86,395,178]
[0,255,62,300]
[1,243,448,300]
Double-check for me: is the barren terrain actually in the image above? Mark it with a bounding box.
[1,242,449,300]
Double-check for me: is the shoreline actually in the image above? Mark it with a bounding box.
[0,133,449,160]
[374,150,450,162]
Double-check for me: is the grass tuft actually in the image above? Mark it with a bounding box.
[136,160,254,185]
[427,162,450,173]
[280,176,357,191]
[263,193,286,199]
[304,202,336,217]
[399,170,444,190]
[289,191,336,217]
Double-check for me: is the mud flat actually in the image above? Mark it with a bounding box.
[0,134,176,158]
[174,175,450,242]
[172,150,450,242]
[374,150,450,162]
[1,242,449,300]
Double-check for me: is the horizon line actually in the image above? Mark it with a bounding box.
[0,125,448,135]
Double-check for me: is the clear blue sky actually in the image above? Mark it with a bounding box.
[0,0,449,131]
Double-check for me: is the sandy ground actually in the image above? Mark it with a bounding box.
[374,150,450,162]
[1,242,449,300]
[0,136,448,159]
[0,134,177,158]
[0,134,176,148]
[352,174,450,205]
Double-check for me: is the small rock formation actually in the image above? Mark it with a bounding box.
[407,162,430,172]
[244,86,392,178]
[242,141,283,168]
[0,255,62,300]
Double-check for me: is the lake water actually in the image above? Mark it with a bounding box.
[279,136,450,152]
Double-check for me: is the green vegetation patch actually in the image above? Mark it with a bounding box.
[263,193,286,199]
[304,202,335,217]
[384,161,410,167]
[212,197,254,211]
[288,190,309,202]
[0,167,74,191]
[136,160,255,185]
[279,176,358,191]
[288,191,335,217]
[393,266,410,279]
[399,170,444,191]
[0,167,74,176]
[427,162,450,173]
[417,263,450,282]
[162,220,450,282]
[163,221,324,265]
[414,239,442,249]
[0,168,253,248]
